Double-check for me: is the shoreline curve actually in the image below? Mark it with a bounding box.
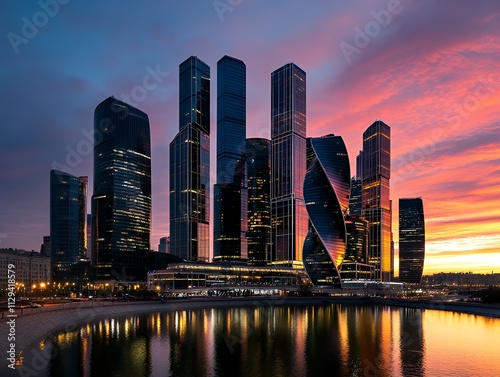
[1,296,499,372]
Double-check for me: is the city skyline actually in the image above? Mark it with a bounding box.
[1,1,499,275]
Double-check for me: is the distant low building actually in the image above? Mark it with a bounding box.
[148,262,309,291]
[0,249,51,290]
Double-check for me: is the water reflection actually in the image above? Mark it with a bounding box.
[29,303,500,377]
[400,308,425,377]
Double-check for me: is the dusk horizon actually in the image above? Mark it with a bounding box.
[1,0,499,276]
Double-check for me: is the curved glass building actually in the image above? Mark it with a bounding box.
[399,197,425,284]
[303,135,350,287]
[92,96,151,280]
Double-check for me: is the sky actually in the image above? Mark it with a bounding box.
[1,0,499,276]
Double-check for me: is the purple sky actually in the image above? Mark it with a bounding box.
[1,0,499,274]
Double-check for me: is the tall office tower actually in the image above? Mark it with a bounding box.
[361,120,392,281]
[179,56,210,133]
[270,63,307,267]
[213,56,248,262]
[170,56,210,262]
[303,135,350,287]
[92,96,151,281]
[158,236,170,253]
[50,170,87,282]
[86,214,92,260]
[390,199,394,281]
[348,177,362,215]
[356,150,364,180]
[344,215,369,263]
[399,198,425,284]
[40,235,51,257]
[246,138,271,265]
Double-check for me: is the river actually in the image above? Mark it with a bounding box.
[11,302,500,376]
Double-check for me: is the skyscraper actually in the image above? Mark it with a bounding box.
[213,56,247,261]
[270,63,307,267]
[158,236,170,253]
[303,135,350,287]
[40,235,51,257]
[86,213,92,260]
[361,120,392,281]
[348,177,362,216]
[399,198,425,284]
[179,56,210,134]
[92,96,151,280]
[344,215,369,264]
[246,138,271,265]
[170,56,210,262]
[50,170,87,282]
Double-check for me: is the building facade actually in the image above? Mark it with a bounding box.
[361,120,392,281]
[344,215,369,264]
[170,56,210,262]
[399,197,425,284]
[303,135,350,287]
[246,138,271,265]
[50,170,87,282]
[0,249,51,290]
[270,63,307,267]
[179,56,210,134]
[213,55,248,261]
[86,214,92,260]
[158,236,170,253]
[40,235,51,257]
[91,96,151,281]
[348,177,362,216]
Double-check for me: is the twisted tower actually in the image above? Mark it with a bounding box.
[303,135,350,287]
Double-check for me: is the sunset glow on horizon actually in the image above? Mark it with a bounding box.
[1,1,499,276]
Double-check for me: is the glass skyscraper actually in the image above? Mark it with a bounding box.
[213,56,247,261]
[50,170,87,282]
[92,96,151,280]
[399,197,425,284]
[246,138,271,265]
[348,177,362,216]
[170,56,210,262]
[303,135,350,287]
[270,63,307,267]
[361,120,392,281]
[344,215,369,263]
[179,56,210,134]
